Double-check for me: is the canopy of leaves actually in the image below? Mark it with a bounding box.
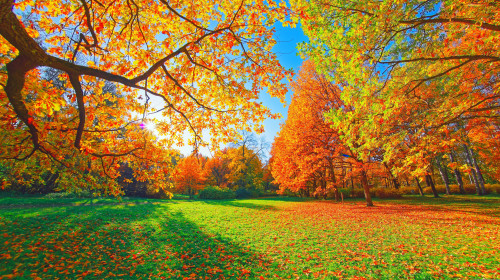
[296,0,499,178]
[0,0,298,194]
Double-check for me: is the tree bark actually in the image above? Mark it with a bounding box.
[360,170,373,206]
[383,163,400,189]
[470,148,487,194]
[330,164,339,201]
[425,174,439,198]
[415,178,424,196]
[449,151,465,194]
[436,157,451,195]
[463,144,483,195]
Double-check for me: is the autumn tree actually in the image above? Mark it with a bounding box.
[172,155,206,199]
[0,0,297,195]
[226,131,268,190]
[204,152,231,188]
[296,0,499,190]
[225,146,265,191]
[271,61,376,205]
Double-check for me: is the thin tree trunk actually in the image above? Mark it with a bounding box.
[312,179,318,199]
[350,170,354,189]
[360,170,374,206]
[470,148,487,194]
[449,151,465,194]
[436,157,451,195]
[463,144,483,195]
[468,173,474,184]
[383,163,400,189]
[321,178,327,199]
[415,178,424,196]
[425,174,439,198]
[330,162,339,201]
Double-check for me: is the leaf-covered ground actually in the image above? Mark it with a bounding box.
[0,195,499,279]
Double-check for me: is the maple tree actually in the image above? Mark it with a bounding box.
[225,146,265,191]
[295,0,499,190]
[0,0,297,195]
[225,131,268,190]
[172,155,206,199]
[271,61,379,205]
[204,153,231,189]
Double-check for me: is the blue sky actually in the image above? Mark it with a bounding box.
[258,22,308,151]
[176,23,308,158]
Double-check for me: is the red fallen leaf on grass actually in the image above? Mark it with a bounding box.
[1,253,12,259]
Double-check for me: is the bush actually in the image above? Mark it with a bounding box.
[338,188,351,197]
[350,188,366,198]
[423,184,483,195]
[423,185,446,194]
[485,184,500,194]
[198,186,236,200]
[258,190,279,197]
[400,186,418,195]
[45,190,94,199]
[145,185,172,199]
[235,187,253,199]
[374,188,402,199]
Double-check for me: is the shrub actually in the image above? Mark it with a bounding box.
[350,188,366,198]
[258,190,279,197]
[449,184,478,194]
[485,184,500,194]
[45,190,94,199]
[423,185,447,194]
[145,185,172,199]
[423,184,486,195]
[198,186,236,200]
[374,188,402,199]
[400,186,418,195]
[338,188,351,197]
[235,187,253,199]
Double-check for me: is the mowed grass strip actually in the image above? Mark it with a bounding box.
[0,196,499,279]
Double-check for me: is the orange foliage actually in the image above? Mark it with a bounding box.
[0,0,298,194]
[204,153,231,188]
[173,156,206,198]
[272,61,354,196]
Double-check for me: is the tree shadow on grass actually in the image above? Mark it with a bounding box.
[0,202,276,279]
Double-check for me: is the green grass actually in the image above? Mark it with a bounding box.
[0,195,499,279]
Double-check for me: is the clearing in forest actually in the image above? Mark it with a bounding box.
[0,195,499,279]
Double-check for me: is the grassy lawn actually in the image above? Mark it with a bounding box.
[0,195,499,279]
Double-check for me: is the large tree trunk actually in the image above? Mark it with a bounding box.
[436,157,451,195]
[449,151,465,194]
[415,178,424,196]
[360,170,374,206]
[463,144,483,195]
[425,174,439,198]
